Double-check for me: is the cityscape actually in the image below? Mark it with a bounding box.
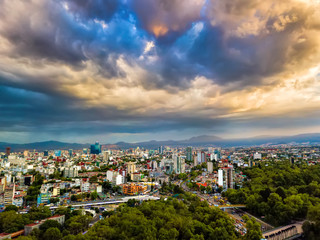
[0,143,320,239]
[1,0,320,240]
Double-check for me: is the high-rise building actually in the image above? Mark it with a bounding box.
[43,150,49,157]
[197,151,206,163]
[4,178,15,206]
[173,154,185,174]
[158,146,164,154]
[193,155,198,167]
[218,167,234,189]
[54,150,61,157]
[103,151,109,162]
[218,169,223,186]
[208,147,214,154]
[69,149,73,157]
[83,148,88,154]
[207,161,213,173]
[127,162,136,174]
[5,147,11,156]
[214,149,221,160]
[90,142,101,154]
[186,147,192,161]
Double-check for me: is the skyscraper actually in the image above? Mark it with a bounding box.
[186,147,192,161]
[197,151,206,163]
[158,146,164,154]
[173,154,185,174]
[90,142,101,154]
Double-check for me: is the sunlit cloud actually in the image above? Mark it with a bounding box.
[0,0,320,143]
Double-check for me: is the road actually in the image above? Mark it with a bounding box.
[178,180,274,233]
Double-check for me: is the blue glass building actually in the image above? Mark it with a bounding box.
[90,142,101,154]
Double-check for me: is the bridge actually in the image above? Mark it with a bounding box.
[48,195,160,209]
[262,222,303,240]
[217,204,246,209]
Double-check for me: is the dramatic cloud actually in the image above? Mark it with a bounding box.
[0,0,320,143]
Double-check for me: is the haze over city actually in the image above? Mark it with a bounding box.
[1,0,320,143]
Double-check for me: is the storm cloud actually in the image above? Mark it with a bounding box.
[0,0,320,143]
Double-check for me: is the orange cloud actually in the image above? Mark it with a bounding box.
[151,24,169,37]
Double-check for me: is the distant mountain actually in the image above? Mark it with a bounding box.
[0,141,89,152]
[1,133,320,151]
[183,135,222,143]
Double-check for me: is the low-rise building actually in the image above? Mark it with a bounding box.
[24,215,65,235]
[122,183,147,196]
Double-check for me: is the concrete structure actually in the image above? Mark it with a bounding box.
[122,183,147,196]
[218,167,234,189]
[106,170,114,182]
[4,179,15,206]
[103,151,109,162]
[173,155,185,174]
[81,181,90,192]
[197,151,206,164]
[37,193,51,205]
[127,162,136,174]
[52,186,60,197]
[24,215,65,235]
[113,174,124,185]
[253,152,262,160]
[64,166,78,178]
[207,161,213,173]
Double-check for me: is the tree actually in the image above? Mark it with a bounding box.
[16,237,34,240]
[243,215,263,240]
[65,215,92,235]
[55,207,72,220]
[29,228,41,239]
[4,205,18,212]
[71,195,77,202]
[84,193,238,240]
[89,176,98,183]
[275,186,286,199]
[43,227,62,240]
[90,191,98,201]
[127,199,138,207]
[40,220,62,232]
[28,206,51,220]
[0,210,29,233]
[50,197,60,204]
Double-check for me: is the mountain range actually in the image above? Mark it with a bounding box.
[1,133,320,152]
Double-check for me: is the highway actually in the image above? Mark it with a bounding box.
[178,180,273,233]
[49,195,160,209]
[18,195,160,213]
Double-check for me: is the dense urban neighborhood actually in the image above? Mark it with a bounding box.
[0,143,320,239]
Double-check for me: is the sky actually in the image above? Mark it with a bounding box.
[0,0,320,144]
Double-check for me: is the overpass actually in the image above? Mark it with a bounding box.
[218,204,246,209]
[48,195,160,209]
[262,222,304,240]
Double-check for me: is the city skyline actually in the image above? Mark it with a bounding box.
[1,0,320,143]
